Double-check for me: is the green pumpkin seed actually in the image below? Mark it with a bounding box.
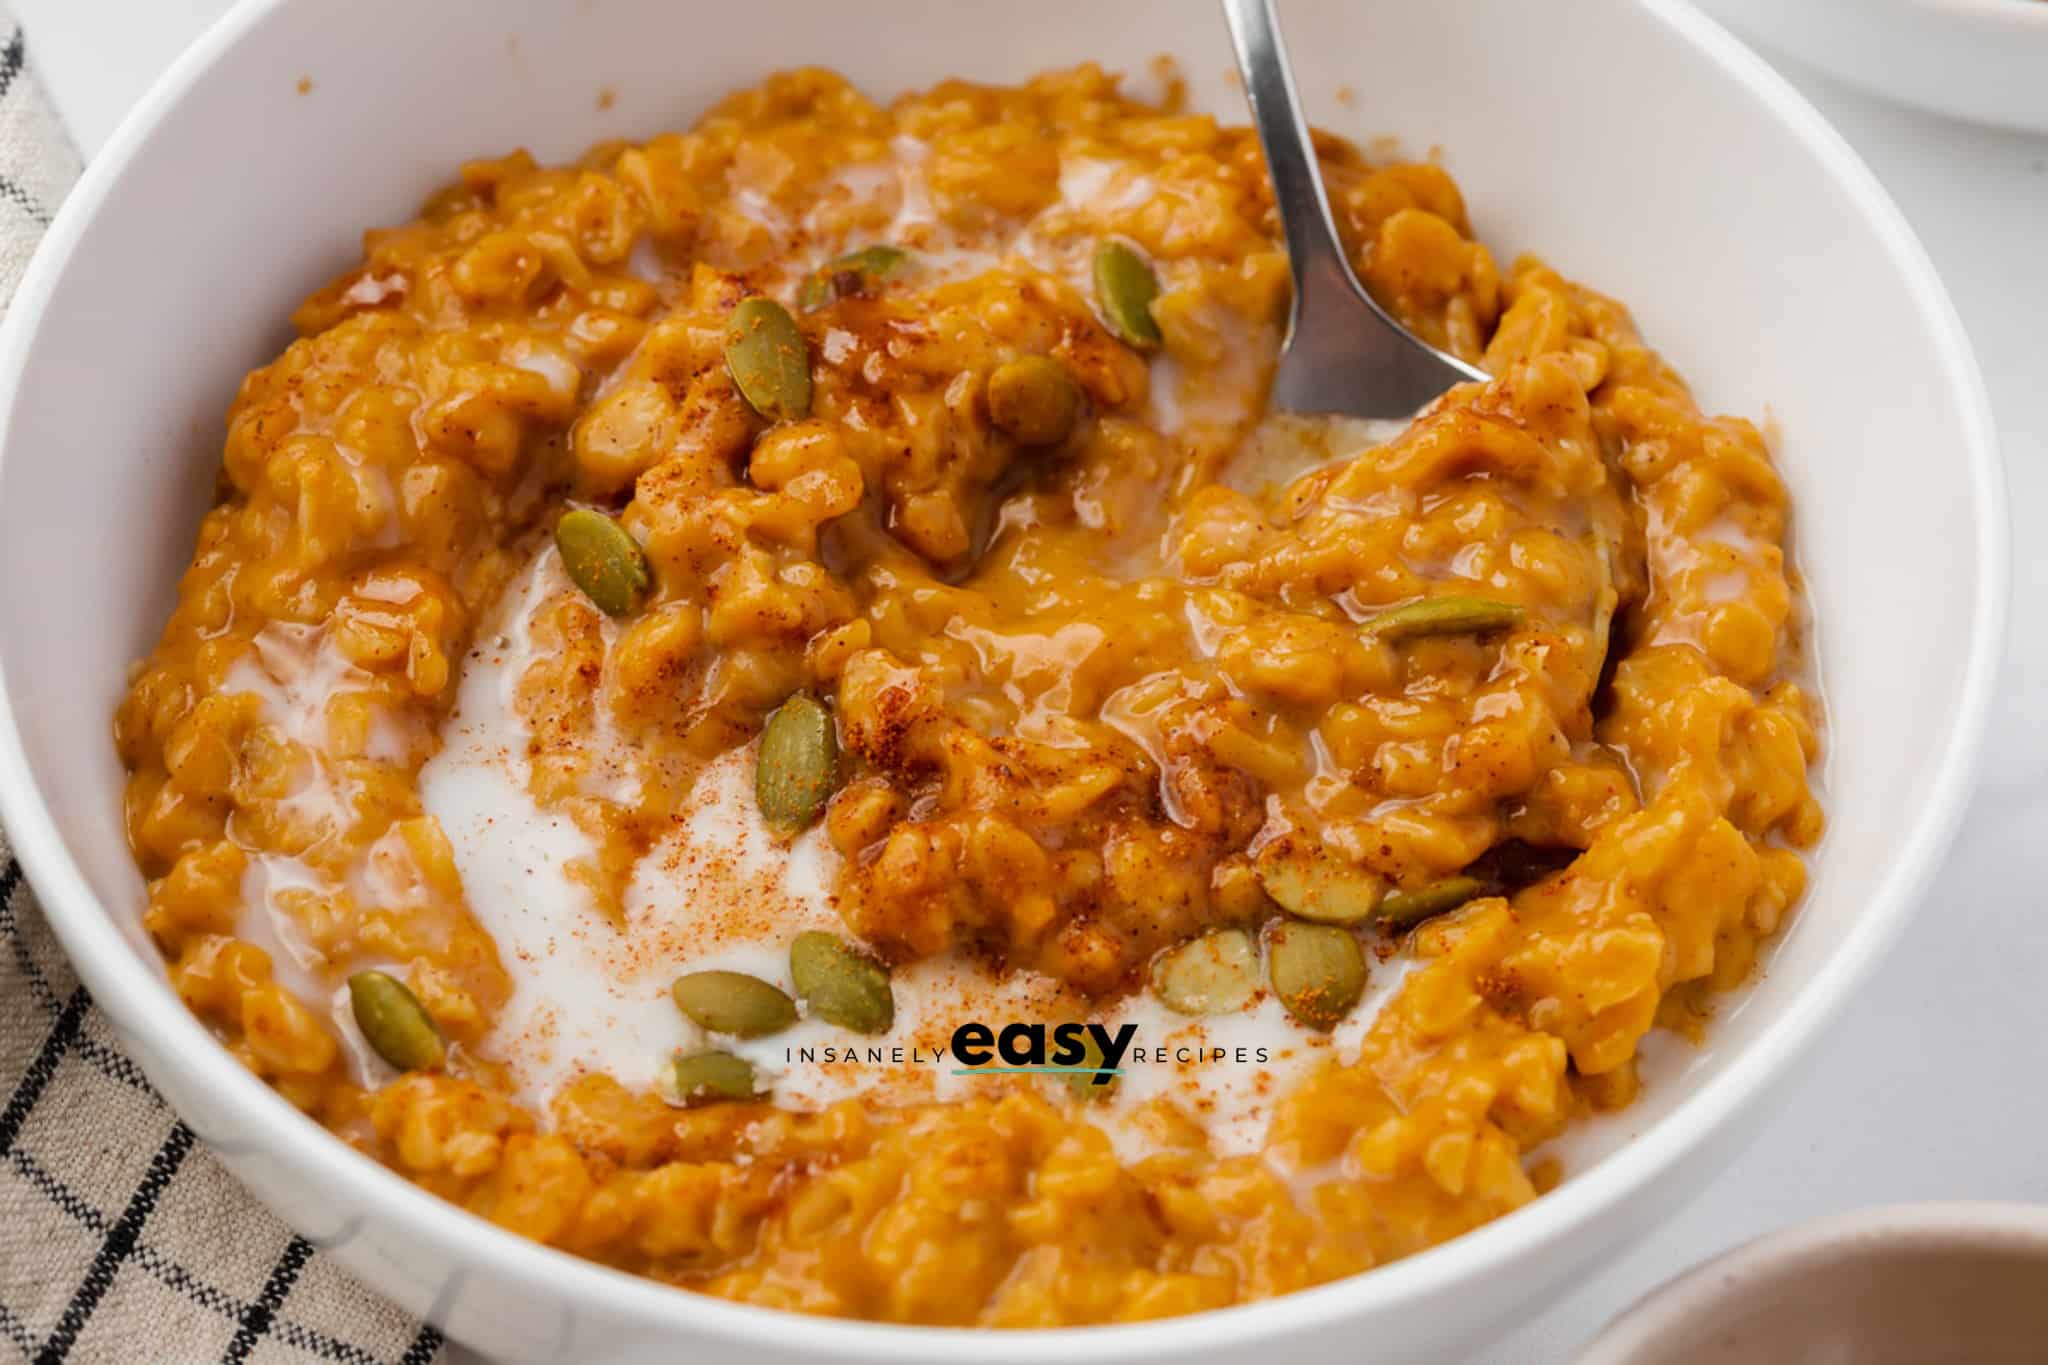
[665,1049,759,1106]
[670,970,797,1038]
[1256,846,1386,925]
[796,244,911,311]
[1266,922,1367,1031]
[1362,596,1525,642]
[1060,1028,1119,1099]
[789,931,893,1034]
[347,970,444,1072]
[1151,929,1258,1015]
[756,692,840,835]
[1092,240,1163,349]
[1374,875,1487,928]
[987,355,1082,446]
[795,275,834,312]
[725,296,812,421]
[555,507,650,617]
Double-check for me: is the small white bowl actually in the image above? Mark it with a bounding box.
[0,1,2005,1361]
[1579,1203,2048,1363]
[1697,0,2048,132]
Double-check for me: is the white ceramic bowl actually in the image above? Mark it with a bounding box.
[0,1,2004,1361]
[1697,0,2048,133]
[1578,1203,2048,1363]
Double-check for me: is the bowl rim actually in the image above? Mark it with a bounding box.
[1696,0,2048,135]
[1576,1201,2048,1364]
[0,0,2007,1357]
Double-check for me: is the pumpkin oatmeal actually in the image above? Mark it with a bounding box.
[113,64,1823,1325]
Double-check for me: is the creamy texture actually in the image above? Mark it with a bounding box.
[223,629,421,1024]
[210,330,1424,1163]
[789,138,1157,294]
[417,547,1418,1160]
[115,63,1823,1321]
[769,133,1258,442]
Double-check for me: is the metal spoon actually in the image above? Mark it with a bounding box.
[1221,0,1487,418]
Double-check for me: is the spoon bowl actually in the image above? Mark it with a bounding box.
[1222,0,1487,417]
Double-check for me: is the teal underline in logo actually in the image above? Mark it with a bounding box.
[950,1066,1125,1076]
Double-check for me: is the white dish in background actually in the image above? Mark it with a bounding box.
[1578,1203,2048,1364]
[1697,0,2048,132]
[0,1,2004,1362]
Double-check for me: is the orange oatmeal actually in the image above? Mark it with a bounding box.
[114,65,1822,1325]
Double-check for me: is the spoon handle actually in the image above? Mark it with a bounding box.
[1219,0,1357,311]
[1220,0,1487,414]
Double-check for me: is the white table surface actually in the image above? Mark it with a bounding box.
[19,4,2048,1360]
